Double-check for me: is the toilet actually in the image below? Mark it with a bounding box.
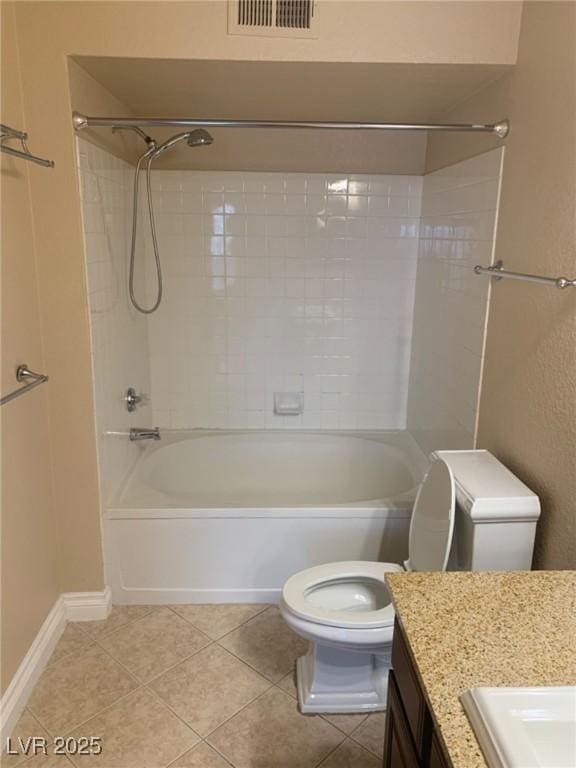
[280,449,541,714]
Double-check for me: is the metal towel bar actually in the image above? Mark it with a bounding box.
[474,260,576,289]
[0,124,55,168]
[1,365,49,406]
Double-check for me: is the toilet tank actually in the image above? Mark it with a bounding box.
[432,450,541,571]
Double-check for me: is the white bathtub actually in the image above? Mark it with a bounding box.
[105,430,426,604]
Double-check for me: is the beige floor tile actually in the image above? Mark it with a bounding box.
[150,644,271,736]
[1,710,75,767]
[18,756,73,768]
[276,671,297,698]
[99,608,211,682]
[16,605,380,768]
[321,713,368,736]
[28,647,137,735]
[49,625,94,666]
[219,607,308,682]
[67,688,199,768]
[317,739,381,768]
[168,742,232,767]
[349,713,387,758]
[1,709,48,766]
[171,605,268,640]
[79,606,156,641]
[207,687,344,768]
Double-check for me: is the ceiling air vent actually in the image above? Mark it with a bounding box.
[228,0,318,38]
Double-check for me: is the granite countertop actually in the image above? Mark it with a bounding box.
[385,570,576,768]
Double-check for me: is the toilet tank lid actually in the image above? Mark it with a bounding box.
[431,450,541,522]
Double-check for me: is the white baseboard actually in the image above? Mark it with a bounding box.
[62,586,112,621]
[0,598,66,747]
[0,587,112,748]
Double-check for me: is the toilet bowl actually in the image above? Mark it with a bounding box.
[280,457,455,714]
[280,450,541,714]
[280,561,402,713]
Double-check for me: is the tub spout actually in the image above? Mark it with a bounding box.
[130,427,161,442]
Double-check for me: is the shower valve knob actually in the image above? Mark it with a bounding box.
[125,387,147,412]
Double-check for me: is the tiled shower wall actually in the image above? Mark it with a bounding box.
[78,142,503,485]
[407,148,504,454]
[77,140,152,503]
[145,171,422,429]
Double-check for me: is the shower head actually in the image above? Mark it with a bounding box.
[187,129,214,147]
[152,129,215,158]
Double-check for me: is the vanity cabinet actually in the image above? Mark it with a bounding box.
[428,733,450,768]
[383,620,451,768]
[383,671,420,768]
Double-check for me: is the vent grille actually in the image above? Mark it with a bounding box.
[275,0,313,29]
[238,0,273,27]
[229,0,317,37]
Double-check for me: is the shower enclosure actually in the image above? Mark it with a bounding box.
[76,97,504,603]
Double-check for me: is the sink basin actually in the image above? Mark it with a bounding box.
[461,686,576,768]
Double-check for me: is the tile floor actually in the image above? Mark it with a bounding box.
[5,605,386,768]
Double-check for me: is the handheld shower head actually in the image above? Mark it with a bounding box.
[187,129,214,147]
[128,127,216,314]
[152,129,215,158]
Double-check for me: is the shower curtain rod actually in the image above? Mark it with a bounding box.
[72,112,510,138]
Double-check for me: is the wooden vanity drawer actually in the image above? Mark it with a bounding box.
[391,619,429,757]
[383,670,420,768]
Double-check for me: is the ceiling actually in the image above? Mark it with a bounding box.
[73,57,511,173]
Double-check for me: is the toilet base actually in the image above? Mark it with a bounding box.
[296,641,391,714]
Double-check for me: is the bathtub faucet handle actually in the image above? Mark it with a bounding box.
[125,387,148,412]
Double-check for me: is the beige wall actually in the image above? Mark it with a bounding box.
[22,1,523,66]
[427,2,576,569]
[68,59,140,164]
[64,0,521,173]
[0,3,60,693]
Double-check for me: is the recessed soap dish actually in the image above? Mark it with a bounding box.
[274,392,304,416]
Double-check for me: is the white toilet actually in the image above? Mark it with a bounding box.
[280,449,540,714]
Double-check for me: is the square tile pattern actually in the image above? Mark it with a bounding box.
[79,142,501,514]
[8,605,386,767]
[79,139,423,445]
[145,169,422,432]
[77,139,154,507]
[407,148,504,454]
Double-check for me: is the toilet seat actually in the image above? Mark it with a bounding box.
[282,561,402,629]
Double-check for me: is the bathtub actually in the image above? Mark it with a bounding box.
[105,430,426,604]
